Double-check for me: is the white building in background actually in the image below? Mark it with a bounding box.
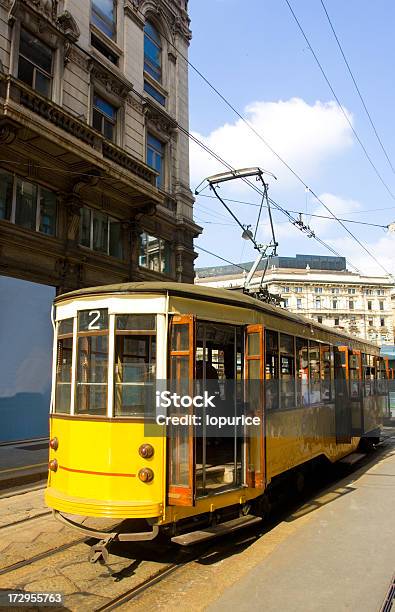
[195,254,395,347]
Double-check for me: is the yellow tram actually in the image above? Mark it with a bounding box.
[45,282,388,552]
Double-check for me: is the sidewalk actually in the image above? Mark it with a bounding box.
[0,439,48,490]
[207,442,395,612]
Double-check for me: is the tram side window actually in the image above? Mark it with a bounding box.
[309,341,321,404]
[114,314,156,416]
[320,345,334,403]
[363,354,375,396]
[75,309,109,416]
[377,358,388,395]
[279,333,295,409]
[296,337,309,406]
[349,353,361,398]
[55,318,73,414]
[265,330,279,410]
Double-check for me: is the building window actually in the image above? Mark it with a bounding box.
[91,0,116,40]
[0,169,14,221]
[377,289,385,296]
[365,289,373,295]
[0,170,56,235]
[91,33,118,65]
[349,300,354,310]
[18,29,53,98]
[348,288,356,294]
[332,299,337,309]
[146,133,164,188]
[380,318,385,327]
[334,318,339,326]
[368,319,373,327]
[143,80,166,107]
[317,316,323,324]
[379,301,384,311]
[282,286,290,293]
[315,287,323,294]
[295,286,302,293]
[80,206,122,258]
[296,298,302,309]
[139,232,171,274]
[144,21,162,82]
[92,94,117,141]
[283,298,289,308]
[315,298,321,309]
[368,300,372,310]
[331,288,340,294]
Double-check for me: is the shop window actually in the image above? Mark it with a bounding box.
[280,333,295,409]
[75,309,109,415]
[92,94,117,141]
[91,0,117,39]
[114,315,156,416]
[139,231,171,274]
[18,28,53,98]
[146,133,165,188]
[0,171,56,235]
[79,206,122,258]
[144,21,162,82]
[55,318,74,414]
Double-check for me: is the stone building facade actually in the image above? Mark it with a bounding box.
[196,255,395,347]
[0,0,200,292]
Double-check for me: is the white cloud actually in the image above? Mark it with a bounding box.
[190,97,354,191]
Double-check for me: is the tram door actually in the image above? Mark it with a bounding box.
[245,325,265,489]
[334,347,352,443]
[168,315,196,506]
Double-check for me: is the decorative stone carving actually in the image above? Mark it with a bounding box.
[9,0,58,23]
[0,124,17,144]
[90,63,132,99]
[126,94,144,113]
[56,10,80,42]
[144,100,177,136]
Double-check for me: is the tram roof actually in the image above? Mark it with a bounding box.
[55,281,379,351]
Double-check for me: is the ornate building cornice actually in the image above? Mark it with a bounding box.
[143,98,177,136]
[90,60,133,100]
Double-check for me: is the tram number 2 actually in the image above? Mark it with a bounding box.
[88,310,101,330]
[79,308,108,332]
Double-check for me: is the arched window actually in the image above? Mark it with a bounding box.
[144,21,162,82]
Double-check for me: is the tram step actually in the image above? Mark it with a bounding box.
[339,452,366,466]
[171,514,262,546]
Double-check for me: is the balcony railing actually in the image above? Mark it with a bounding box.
[0,76,157,187]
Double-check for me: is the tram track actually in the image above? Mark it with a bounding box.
[0,509,52,531]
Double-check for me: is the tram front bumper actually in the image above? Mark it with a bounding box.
[45,487,163,520]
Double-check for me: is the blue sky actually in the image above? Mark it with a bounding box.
[188,0,395,275]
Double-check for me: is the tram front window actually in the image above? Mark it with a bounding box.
[55,318,73,413]
[75,309,109,415]
[114,314,156,416]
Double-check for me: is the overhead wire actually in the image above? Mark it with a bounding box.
[284,0,394,277]
[197,194,391,229]
[319,0,395,175]
[195,246,249,271]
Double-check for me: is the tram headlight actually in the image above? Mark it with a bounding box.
[139,444,154,459]
[138,468,154,483]
[49,459,58,472]
[49,437,58,451]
